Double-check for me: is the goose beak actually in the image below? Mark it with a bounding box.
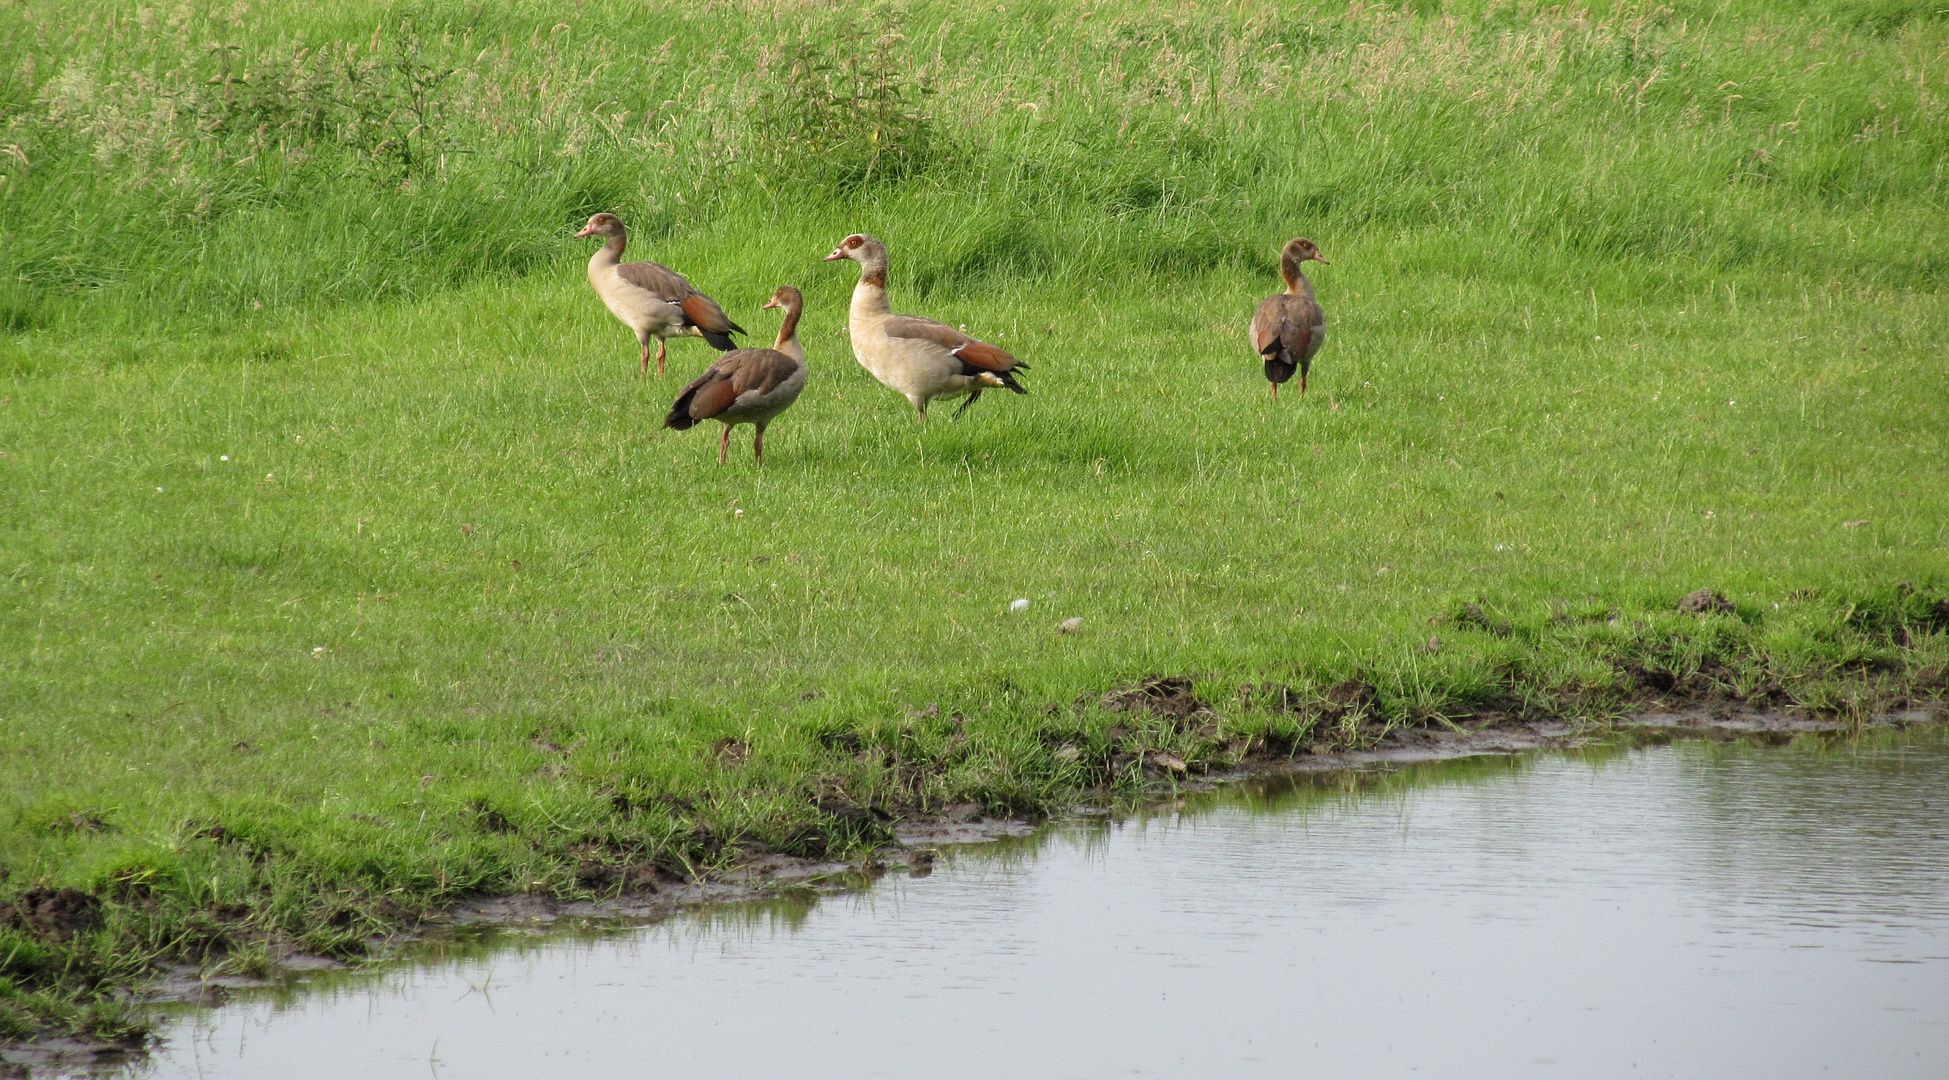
[1312,253,1331,265]
[762,298,782,310]
[822,247,848,262]
[573,225,596,238]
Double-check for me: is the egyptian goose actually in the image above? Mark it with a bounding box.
[574,213,744,377]
[664,286,808,464]
[822,234,1027,420]
[1250,238,1329,400]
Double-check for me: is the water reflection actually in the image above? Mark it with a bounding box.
[117,731,1949,1079]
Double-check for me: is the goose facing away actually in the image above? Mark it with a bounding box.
[1250,237,1329,401]
[822,233,1027,421]
[575,213,744,377]
[664,286,808,464]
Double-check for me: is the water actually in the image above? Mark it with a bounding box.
[129,735,1949,1079]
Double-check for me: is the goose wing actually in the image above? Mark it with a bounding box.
[616,259,694,303]
[881,316,1023,372]
[1252,294,1322,359]
[664,349,802,429]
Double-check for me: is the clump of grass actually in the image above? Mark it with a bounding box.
[747,1,940,190]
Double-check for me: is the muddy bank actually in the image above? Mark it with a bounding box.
[6,701,1942,1077]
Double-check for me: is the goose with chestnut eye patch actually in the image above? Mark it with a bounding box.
[575,213,744,378]
[824,233,1029,421]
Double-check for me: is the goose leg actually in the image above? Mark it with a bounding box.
[753,423,766,464]
[640,345,652,379]
[952,389,983,419]
[1298,373,1307,397]
[656,339,668,378]
[1270,381,1279,402]
[718,425,730,465]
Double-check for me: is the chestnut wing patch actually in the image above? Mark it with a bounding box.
[950,340,1017,372]
[881,317,1019,371]
[679,293,741,336]
[685,374,742,420]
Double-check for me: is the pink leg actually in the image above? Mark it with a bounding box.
[1270,381,1279,402]
[753,425,766,464]
[718,425,730,465]
[640,345,651,379]
[1298,373,1307,397]
[656,339,667,377]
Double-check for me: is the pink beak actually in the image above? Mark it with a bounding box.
[762,298,782,310]
[822,247,848,262]
[573,225,596,238]
[1312,253,1332,265]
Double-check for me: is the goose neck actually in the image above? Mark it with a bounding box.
[850,277,892,320]
[774,302,804,358]
[1281,256,1317,300]
[590,232,626,268]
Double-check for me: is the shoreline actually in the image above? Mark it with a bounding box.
[6,698,1942,1077]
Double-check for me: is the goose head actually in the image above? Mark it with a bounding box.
[1281,237,1329,265]
[762,285,804,314]
[823,233,888,265]
[574,213,627,240]
[824,234,889,286]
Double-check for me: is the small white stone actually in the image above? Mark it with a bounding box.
[1058,617,1083,633]
[312,647,325,655]
[219,455,229,461]
[156,486,164,492]
[1009,598,1031,613]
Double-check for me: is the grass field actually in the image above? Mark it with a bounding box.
[3,0,1948,1043]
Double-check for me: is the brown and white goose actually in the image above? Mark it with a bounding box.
[1250,237,1329,401]
[575,213,744,377]
[664,286,808,464]
[823,234,1027,420]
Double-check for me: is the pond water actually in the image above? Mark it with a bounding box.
[124,733,1949,1079]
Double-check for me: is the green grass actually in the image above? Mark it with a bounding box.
[3,0,1948,1043]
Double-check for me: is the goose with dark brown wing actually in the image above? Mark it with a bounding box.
[575,213,744,378]
[1250,237,1329,401]
[823,233,1028,420]
[665,286,808,464]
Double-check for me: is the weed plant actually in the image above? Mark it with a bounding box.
[1,0,1946,1043]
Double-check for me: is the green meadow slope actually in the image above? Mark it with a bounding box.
[2,0,1947,1043]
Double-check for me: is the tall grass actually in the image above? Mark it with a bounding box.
[2,0,1944,338]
